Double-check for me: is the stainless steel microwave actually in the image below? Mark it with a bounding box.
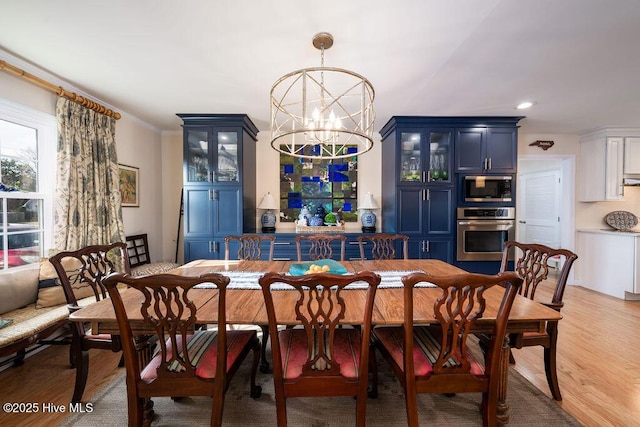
[463,176,512,202]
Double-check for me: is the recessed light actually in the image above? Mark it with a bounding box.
[516,101,535,109]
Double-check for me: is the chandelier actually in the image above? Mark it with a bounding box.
[270,32,375,159]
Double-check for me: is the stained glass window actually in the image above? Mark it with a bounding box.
[279,146,358,222]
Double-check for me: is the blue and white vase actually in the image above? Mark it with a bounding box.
[360,209,376,233]
[309,215,324,227]
[298,206,310,225]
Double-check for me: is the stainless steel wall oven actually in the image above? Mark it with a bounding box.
[456,207,515,261]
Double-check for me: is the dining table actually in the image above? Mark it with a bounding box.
[70,258,562,425]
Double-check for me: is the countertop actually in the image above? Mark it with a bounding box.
[577,228,640,236]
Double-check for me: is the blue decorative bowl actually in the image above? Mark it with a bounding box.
[288,259,348,276]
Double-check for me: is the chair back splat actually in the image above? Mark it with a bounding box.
[372,271,522,427]
[259,271,380,427]
[502,240,577,306]
[294,234,347,261]
[103,272,261,426]
[224,234,276,261]
[357,233,409,260]
[499,240,577,401]
[50,242,131,306]
[49,242,130,403]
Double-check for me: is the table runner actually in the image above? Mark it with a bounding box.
[193,270,435,290]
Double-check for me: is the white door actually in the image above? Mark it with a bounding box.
[518,170,561,248]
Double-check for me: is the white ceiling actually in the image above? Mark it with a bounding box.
[2,0,640,135]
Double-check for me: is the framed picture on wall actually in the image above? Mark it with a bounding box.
[118,164,139,207]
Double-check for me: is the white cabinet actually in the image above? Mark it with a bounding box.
[576,230,640,299]
[579,133,624,201]
[624,137,640,174]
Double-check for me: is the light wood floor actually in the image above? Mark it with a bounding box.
[0,280,639,426]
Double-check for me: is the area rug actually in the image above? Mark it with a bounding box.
[62,355,581,426]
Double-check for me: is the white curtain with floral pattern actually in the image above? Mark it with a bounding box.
[54,98,126,250]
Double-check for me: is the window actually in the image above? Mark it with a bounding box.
[0,98,55,270]
[279,146,358,222]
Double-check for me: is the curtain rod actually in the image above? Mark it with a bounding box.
[0,60,121,120]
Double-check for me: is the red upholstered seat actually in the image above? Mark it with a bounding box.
[83,332,115,342]
[373,326,485,378]
[141,330,258,381]
[521,331,547,339]
[278,328,362,380]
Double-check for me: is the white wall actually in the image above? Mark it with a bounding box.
[161,131,184,262]
[116,117,167,260]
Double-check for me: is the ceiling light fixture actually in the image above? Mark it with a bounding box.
[270,32,375,159]
[516,101,535,109]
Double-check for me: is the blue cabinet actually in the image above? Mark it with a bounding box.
[407,237,453,263]
[179,114,258,262]
[455,125,518,173]
[268,233,364,261]
[381,117,456,263]
[381,116,522,264]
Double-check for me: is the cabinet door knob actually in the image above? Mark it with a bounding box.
[488,157,492,170]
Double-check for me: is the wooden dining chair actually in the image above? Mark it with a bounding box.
[224,234,276,261]
[102,272,262,427]
[357,233,409,260]
[371,271,523,427]
[49,242,131,403]
[259,271,381,427]
[294,234,346,261]
[498,240,578,401]
[224,234,276,373]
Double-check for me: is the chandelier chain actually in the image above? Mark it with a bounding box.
[320,42,325,110]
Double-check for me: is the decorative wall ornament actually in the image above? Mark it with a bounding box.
[529,140,555,150]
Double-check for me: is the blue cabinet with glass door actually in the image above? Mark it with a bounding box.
[380,117,455,262]
[179,114,258,262]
